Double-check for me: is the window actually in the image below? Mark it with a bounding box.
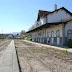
[47,32,49,37]
[51,31,54,37]
[56,30,60,37]
[68,30,72,34]
[67,30,72,39]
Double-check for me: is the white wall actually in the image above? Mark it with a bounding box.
[40,17,46,25]
[47,9,71,23]
[31,24,63,39]
[46,24,63,37]
[65,21,72,37]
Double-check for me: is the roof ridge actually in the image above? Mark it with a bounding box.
[43,7,72,16]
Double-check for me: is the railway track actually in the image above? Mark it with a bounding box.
[15,41,52,72]
[0,40,12,56]
[15,40,72,72]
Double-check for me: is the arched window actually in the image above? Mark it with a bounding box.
[47,32,49,37]
[56,30,60,37]
[51,31,54,37]
[67,30,72,39]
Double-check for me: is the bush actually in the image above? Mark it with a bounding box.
[26,37,32,41]
[67,39,72,48]
[62,50,68,54]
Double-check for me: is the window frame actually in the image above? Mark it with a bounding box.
[56,30,60,37]
[67,29,72,39]
[47,32,49,37]
[67,29,72,34]
[51,31,54,37]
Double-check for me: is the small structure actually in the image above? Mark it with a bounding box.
[13,34,22,39]
[0,34,14,39]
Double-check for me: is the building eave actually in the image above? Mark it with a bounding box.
[26,22,65,33]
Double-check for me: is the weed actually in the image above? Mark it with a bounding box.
[40,48,44,51]
[26,56,34,60]
[62,50,68,54]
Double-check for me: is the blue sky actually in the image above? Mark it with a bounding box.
[0,0,72,33]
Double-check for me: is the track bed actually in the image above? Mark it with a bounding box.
[15,40,72,72]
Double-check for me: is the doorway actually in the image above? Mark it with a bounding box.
[56,30,60,45]
[51,31,54,45]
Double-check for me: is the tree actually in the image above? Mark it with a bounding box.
[17,33,19,35]
[20,30,25,36]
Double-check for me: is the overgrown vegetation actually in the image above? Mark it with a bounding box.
[40,48,44,51]
[62,50,68,54]
[26,37,32,41]
[0,39,4,42]
[26,56,34,60]
[67,39,72,48]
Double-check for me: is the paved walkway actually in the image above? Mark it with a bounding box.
[24,40,72,53]
[0,40,19,72]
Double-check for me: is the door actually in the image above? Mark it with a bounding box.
[51,37,54,45]
[51,31,54,45]
[56,30,60,45]
[47,37,49,43]
[47,32,49,44]
[57,37,60,45]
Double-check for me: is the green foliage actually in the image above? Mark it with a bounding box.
[0,39,4,42]
[26,37,32,41]
[62,50,68,54]
[40,48,44,51]
[20,30,25,36]
[67,39,72,48]
[26,56,33,60]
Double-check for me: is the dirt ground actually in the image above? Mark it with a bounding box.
[15,40,72,72]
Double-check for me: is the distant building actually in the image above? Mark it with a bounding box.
[13,34,22,39]
[27,5,72,46]
[0,34,14,39]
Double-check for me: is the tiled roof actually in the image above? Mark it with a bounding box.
[37,7,72,21]
[44,7,72,16]
[62,17,72,22]
[38,10,50,17]
[37,10,50,21]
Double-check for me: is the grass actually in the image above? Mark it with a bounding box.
[40,48,44,51]
[26,38,32,41]
[26,56,34,60]
[0,39,4,42]
[62,50,68,54]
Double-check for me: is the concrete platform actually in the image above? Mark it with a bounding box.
[0,40,19,72]
[24,40,72,53]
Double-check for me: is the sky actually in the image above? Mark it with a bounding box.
[0,0,72,33]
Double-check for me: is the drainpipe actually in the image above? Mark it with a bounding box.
[38,29,39,43]
[46,15,48,24]
[45,29,46,43]
[62,23,65,46]
[43,28,44,43]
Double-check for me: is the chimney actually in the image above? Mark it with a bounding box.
[54,4,57,10]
